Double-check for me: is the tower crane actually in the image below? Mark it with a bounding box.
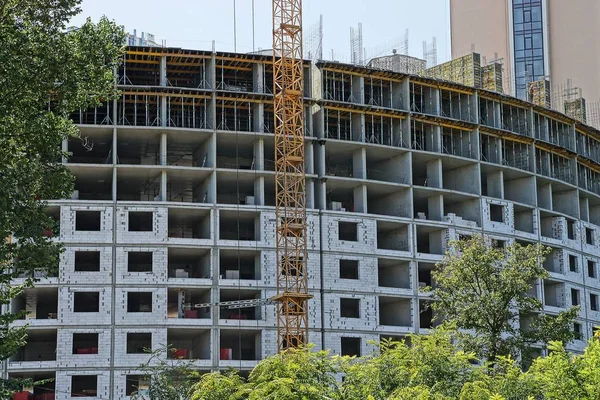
[188,0,310,353]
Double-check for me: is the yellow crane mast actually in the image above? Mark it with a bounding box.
[271,0,311,351]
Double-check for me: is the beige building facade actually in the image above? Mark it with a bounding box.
[450,0,600,107]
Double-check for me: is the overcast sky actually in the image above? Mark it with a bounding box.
[70,0,451,63]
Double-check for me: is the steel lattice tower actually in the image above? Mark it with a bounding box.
[272,0,311,351]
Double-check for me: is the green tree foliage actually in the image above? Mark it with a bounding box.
[0,0,123,395]
[247,345,341,400]
[189,334,600,400]
[430,236,579,364]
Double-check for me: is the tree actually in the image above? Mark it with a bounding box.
[246,345,341,400]
[132,347,204,400]
[429,236,579,365]
[0,1,123,395]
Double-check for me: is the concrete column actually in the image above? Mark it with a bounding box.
[315,180,326,210]
[160,56,167,87]
[254,138,264,171]
[253,63,264,93]
[253,176,264,206]
[305,142,314,175]
[428,194,444,221]
[401,78,411,111]
[473,92,480,123]
[112,168,117,202]
[353,185,367,213]
[160,96,167,127]
[351,75,364,104]
[161,170,167,202]
[177,290,184,318]
[306,180,315,209]
[160,132,167,166]
[426,158,442,188]
[62,139,69,163]
[392,81,403,110]
[487,170,504,199]
[253,103,264,133]
[352,148,366,179]
[352,113,365,142]
[428,125,442,153]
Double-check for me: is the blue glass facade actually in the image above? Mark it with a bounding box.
[513,0,545,99]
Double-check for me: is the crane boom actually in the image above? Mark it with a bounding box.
[272,0,311,351]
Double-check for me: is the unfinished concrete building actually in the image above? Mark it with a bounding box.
[7,46,600,399]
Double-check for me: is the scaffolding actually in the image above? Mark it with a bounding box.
[421,53,504,94]
[422,53,482,89]
[528,79,551,109]
[367,53,426,75]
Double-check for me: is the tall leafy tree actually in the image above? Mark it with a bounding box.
[0,1,123,395]
[429,236,579,365]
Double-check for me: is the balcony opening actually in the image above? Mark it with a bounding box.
[168,208,211,240]
[339,259,359,280]
[127,292,152,313]
[12,288,58,320]
[571,289,580,306]
[325,148,354,178]
[220,250,260,280]
[416,225,445,255]
[489,204,505,223]
[167,288,211,319]
[10,329,57,362]
[377,221,409,252]
[168,248,211,279]
[574,323,582,339]
[418,263,437,289]
[568,255,578,273]
[542,247,561,274]
[567,220,575,240]
[220,330,261,361]
[219,211,258,241]
[8,372,55,398]
[43,206,60,238]
[74,251,101,272]
[338,221,358,241]
[75,211,101,231]
[377,259,410,289]
[126,375,150,397]
[340,298,360,318]
[325,186,355,212]
[74,292,100,313]
[588,260,597,279]
[116,169,161,201]
[341,337,361,357]
[73,333,99,355]
[126,332,151,354]
[71,375,97,397]
[491,239,506,249]
[586,228,595,245]
[216,173,256,205]
[128,211,153,232]
[167,328,211,360]
[514,206,535,234]
[543,280,565,308]
[128,252,153,273]
[219,290,261,320]
[68,130,112,164]
[116,131,160,165]
[379,296,411,327]
[591,293,599,312]
[419,300,436,329]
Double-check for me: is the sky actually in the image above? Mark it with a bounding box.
[70,0,451,63]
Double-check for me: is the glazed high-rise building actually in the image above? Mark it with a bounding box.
[450,0,600,103]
